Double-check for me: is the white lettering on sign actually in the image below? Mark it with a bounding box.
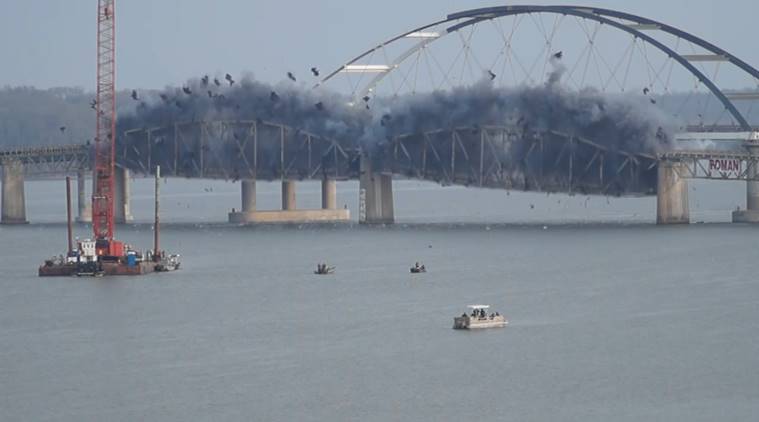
[709,159,741,173]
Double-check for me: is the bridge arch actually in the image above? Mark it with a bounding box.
[318,5,759,130]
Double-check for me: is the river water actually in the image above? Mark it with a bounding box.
[1,178,758,421]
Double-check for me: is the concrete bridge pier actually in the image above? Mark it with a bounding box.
[76,169,92,223]
[281,180,296,210]
[656,161,690,225]
[228,177,348,224]
[241,178,256,212]
[228,178,257,223]
[359,155,394,224]
[733,143,759,223]
[1,160,28,224]
[321,178,337,210]
[114,167,133,223]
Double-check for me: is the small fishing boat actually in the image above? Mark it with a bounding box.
[410,262,426,273]
[314,263,335,275]
[453,305,508,329]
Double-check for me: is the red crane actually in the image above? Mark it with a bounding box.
[93,0,123,257]
[39,0,179,276]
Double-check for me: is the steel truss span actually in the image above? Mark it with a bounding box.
[121,120,355,181]
[119,121,658,196]
[0,145,90,176]
[319,5,759,131]
[381,126,658,196]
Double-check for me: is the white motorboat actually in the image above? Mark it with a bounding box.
[453,305,508,329]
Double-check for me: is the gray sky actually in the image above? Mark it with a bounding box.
[1,0,758,90]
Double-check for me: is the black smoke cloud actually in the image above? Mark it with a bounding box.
[117,74,370,143]
[117,69,675,174]
[370,59,674,154]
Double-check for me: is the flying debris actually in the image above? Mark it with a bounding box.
[182,86,192,95]
[115,71,675,200]
[650,98,657,104]
[201,75,209,86]
[311,67,319,77]
[214,77,221,86]
[287,72,297,82]
[656,126,667,140]
[225,73,235,86]
[487,70,496,80]
[131,90,139,100]
[553,51,563,59]
[643,87,650,95]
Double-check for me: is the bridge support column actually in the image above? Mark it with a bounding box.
[76,169,91,223]
[282,180,296,210]
[733,143,759,223]
[114,167,133,223]
[242,178,256,212]
[656,161,689,225]
[321,177,337,210]
[1,160,28,224]
[228,178,259,223]
[359,155,394,224]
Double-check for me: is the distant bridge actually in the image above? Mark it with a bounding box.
[120,121,659,196]
[2,124,758,225]
[4,5,759,224]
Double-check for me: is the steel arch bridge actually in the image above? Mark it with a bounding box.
[317,5,759,131]
[116,5,759,199]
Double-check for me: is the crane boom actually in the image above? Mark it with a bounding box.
[93,0,117,256]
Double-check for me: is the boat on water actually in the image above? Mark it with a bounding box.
[38,167,180,277]
[453,305,508,329]
[314,263,335,275]
[410,262,426,273]
[39,240,181,277]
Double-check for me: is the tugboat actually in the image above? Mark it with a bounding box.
[314,263,335,275]
[453,305,508,329]
[410,262,426,273]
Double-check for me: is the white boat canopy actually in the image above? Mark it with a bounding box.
[467,305,490,309]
